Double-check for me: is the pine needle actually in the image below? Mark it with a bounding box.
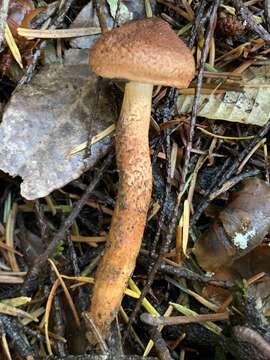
[67,124,115,156]
[45,279,60,355]
[5,24,23,68]
[48,259,80,328]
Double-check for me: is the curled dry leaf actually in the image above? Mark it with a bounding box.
[0,51,116,199]
[178,66,270,126]
[193,177,270,272]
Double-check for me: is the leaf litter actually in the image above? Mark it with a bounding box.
[0,0,270,359]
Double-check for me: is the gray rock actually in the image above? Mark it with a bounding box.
[0,62,117,199]
[69,2,112,49]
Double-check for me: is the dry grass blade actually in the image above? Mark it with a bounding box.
[170,141,178,180]
[5,203,20,272]
[71,235,107,247]
[144,0,153,17]
[0,275,24,283]
[1,333,12,360]
[0,240,23,256]
[5,23,23,68]
[182,200,190,257]
[83,312,108,352]
[170,302,223,335]
[1,296,31,307]
[128,279,159,316]
[45,278,60,355]
[21,307,45,326]
[17,27,101,39]
[119,306,145,350]
[175,215,183,264]
[167,276,219,312]
[67,124,115,156]
[48,259,80,328]
[187,155,207,208]
[237,138,266,174]
[197,126,255,140]
[0,302,38,321]
[61,274,94,284]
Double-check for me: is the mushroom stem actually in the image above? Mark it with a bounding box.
[89,81,153,338]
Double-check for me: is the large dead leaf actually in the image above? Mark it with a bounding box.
[178,66,270,126]
[0,50,117,199]
[203,246,270,315]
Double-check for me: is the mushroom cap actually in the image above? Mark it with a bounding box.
[90,18,195,89]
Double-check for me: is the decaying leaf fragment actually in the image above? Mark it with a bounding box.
[178,66,270,126]
[193,177,270,272]
[0,52,117,200]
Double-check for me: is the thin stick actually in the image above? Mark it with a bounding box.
[20,152,113,296]
[165,0,221,252]
[48,259,80,328]
[147,326,173,360]
[191,118,270,225]
[141,312,229,326]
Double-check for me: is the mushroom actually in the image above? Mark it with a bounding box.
[89,17,195,339]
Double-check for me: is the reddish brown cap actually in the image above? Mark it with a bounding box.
[90,18,195,89]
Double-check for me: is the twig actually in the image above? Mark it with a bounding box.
[66,234,88,311]
[233,326,270,359]
[0,315,36,358]
[150,89,178,255]
[237,138,266,174]
[147,326,173,360]
[34,199,51,245]
[165,0,221,251]
[141,312,229,327]
[208,168,260,201]
[191,117,270,225]
[20,151,114,296]
[158,262,233,289]
[18,41,46,85]
[188,0,208,48]
[122,253,161,343]
[232,0,270,45]
[53,0,77,28]
[83,312,108,353]
[51,272,67,357]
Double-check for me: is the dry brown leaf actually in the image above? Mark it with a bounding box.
[178,66,270,126]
